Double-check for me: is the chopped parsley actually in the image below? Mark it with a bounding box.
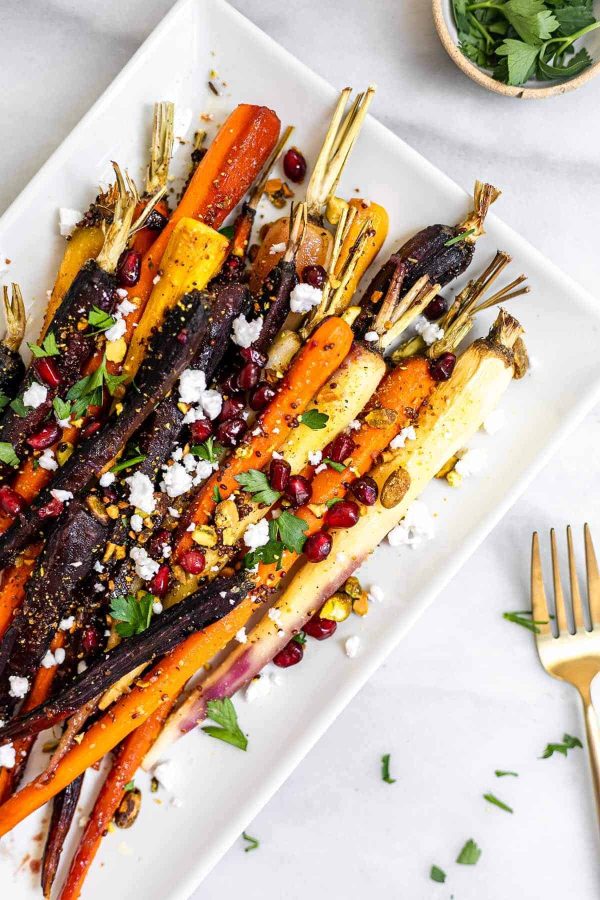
[242,831,259,852]
[324,457,346,473]
[430,865,446,883]
[244,512,307,570]
[191,437,223,465]
[67,356,127,418]
[0,391,10,411]
[495,769,518,777]
[27,331,59,358]
[212,485,223,504]
[483,792,513,813]
[292,631,306,645]
[235,469,280,505]
[10,396,31,418]
[381,753,396,784]
[456,838,481,865]
[540,733,583,759]
[87,306,117,334]
[443,228,475,247]
[0,442,19,468]
[110,452,147,475]
[219,225,235,240]
[202,697,248,751]
[109,593,154,638]
[52,396,72,422]
[299,409,329,430]
[124,781,136,792]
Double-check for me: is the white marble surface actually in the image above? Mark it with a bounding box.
[1,1,600,898]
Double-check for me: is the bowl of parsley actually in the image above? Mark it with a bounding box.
[433,0,600,97]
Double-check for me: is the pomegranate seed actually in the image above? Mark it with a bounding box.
[176,329,188,344]
[39,497,64,519]
[148,529,170,558]
[34,357,61,388]
[325,499,359,528]
[350,475,378,506]
[218,396,245,422]
[304,530,332,563]
[302,265,326,289]
[216,417,246,447]
[150,564,170,598]
[0,486,24,517]
[249,382,276,411]
[283,147,307,183]
[240,346,268,368]
[116,249,142,287]
[284,474,312,507]
[191,419,213,443]
[82,626,100,654]
[27,421,60,450]
[304,615,337,641]
[237,362,261,391]
[323,433,355,464]
[220,255,244,282]
[269,458,291,492]
[81,420,102,440]
[429,352,456,382]
[180,549,206,575]
[220,372,240,395]
[144,209,168,231]
[423,295,447,321]
[273,640,304,668]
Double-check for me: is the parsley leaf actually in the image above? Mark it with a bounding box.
[381,753,396,784]
[242,831,259,852]
[456,839,482,865]
[244,539,284,571]
[67,356,126,418]
[430,866,446,883]
[87,306,117,334]
[219,225,235,240]
[202,697,248,751]
[52,396,72,422]
[270,510,308,553]
[483,792,513,813]
[191,437,223,465]
[299,409,329,430]
[109,593,154,638]
[235,469,281,505]
[324,457,346,473]
[10,396,31,417]
[0,391,10,411]
[496,38,541,84]
[124,780,136,792]
[0,442,19,468]
[27,331,59,358]
[554,4,595,36]
[503,0,559,44]
[110,453,147,475]
[540,733,583,758]
[292,631,307,645]
[495,769,518,777]
[213,485,223,504]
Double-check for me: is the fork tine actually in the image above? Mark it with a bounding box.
[550,529,570,635]
[531,532,551,637]
[567,525,587,632]
[584,523,600,628]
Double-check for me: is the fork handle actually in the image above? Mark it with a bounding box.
[582,697,600,827]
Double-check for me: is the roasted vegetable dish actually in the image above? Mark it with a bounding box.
[0,89,530,898]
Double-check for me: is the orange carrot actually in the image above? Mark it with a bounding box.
[0,544,41,636]
[124,105,281,321]
[58,706,168,900]
[174,316,354,559]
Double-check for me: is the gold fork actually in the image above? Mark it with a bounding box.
[532,524,600,821]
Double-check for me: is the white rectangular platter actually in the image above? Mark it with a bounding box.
[1,0,600,897]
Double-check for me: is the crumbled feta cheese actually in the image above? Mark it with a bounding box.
[70,561,82,568]
[9,675,29,698]
[171,447,184,462]
[455,447,487,478]
[192,459,213,483]
[115,288,129,300]
[267,607,281,622]
[364,331,379,342]
[168,507,180,519]
[201,389,222,420]
[245,674,272,703]
[390,425,417,450]
[51,489,73,503]
[182,406,205,425]
[77,661,88,674]
[59,616,75,630]
[414,317,444,346]
[41,650,57,668]
[277,629,285,638]
[231,313,263,348]
[160,462,193,498]
[125,471,156,514]
[272,451,283,460]
[269,242,286,255]
[59,207,83,237]
[93,561,104,573]
[178,368,207,404]
[152,274,161,285]
[117,297,136,316]
[289,283,322,314]
[0,742,16,768]
[235,627,248,644]
[368,585,385,603]
[130,514,144,533]
[99,471,115,487]
[130,546,160,581]
[38,449,58,471]
[23,381,47,409]
[183,453,197,472]
[482,409,505,435]
[118,841,133,856]
[54,648,65,664]
[349,419,361,431]
[345,635,361,658]
[153,601,163,615]
[387,499,435,549]
[162,544,172,558]
[105,315,127,343]
[314,463,327,474]
[244,518,270,550]
[308,449,322,466]
[94,582,105,593]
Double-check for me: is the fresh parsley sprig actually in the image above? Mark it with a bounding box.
[109,593,154,638]
[67,356,127,418]
[243,511,308,570]
[27,331,59,358]
[191,437,223,465]
[0,442,19,468]
[299,409,329,430]
[540,732,582,759]
[87,306,117,335]
[202,697,248,751]
[235,469,281,506]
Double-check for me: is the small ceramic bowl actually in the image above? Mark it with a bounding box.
[432,0,600,98]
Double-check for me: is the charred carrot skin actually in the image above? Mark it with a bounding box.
[0,545,41,639]
[175,316,354,558]
[41,774,84,898]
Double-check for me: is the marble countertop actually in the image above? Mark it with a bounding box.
[1,1,600,898]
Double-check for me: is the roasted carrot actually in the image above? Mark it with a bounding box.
[0,544,41,637]
[58,707,168,900]
[174,316,354,559]
[125,105,281,318]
